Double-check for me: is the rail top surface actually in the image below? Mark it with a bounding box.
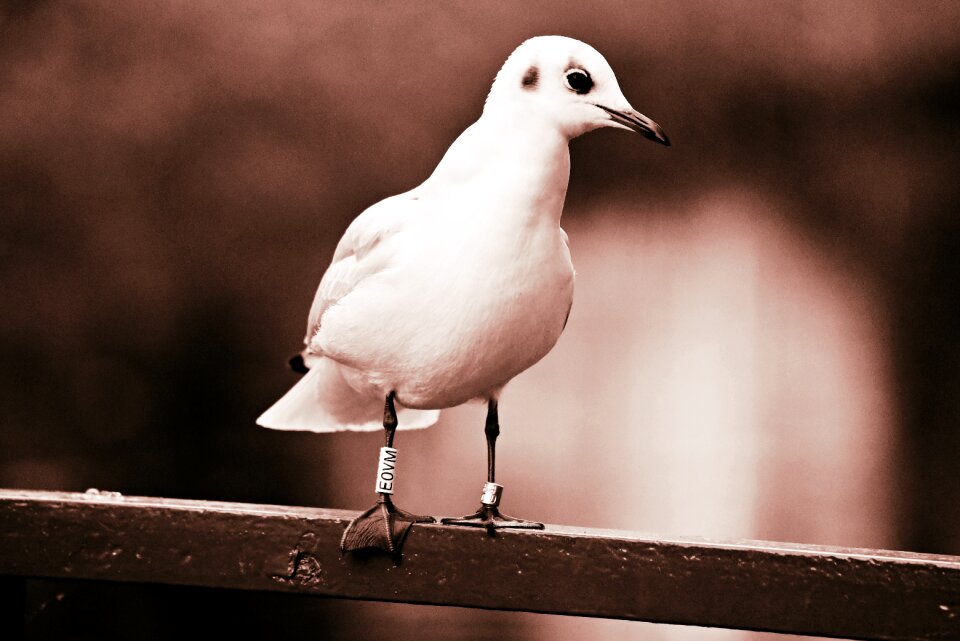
[1,488,958,640]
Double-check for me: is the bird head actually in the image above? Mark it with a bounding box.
[485,35,669,145]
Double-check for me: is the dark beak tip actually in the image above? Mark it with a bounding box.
[643,129,671,147]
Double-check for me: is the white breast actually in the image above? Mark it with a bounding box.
[318,213,574,408]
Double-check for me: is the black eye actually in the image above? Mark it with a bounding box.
[564,69,593,94]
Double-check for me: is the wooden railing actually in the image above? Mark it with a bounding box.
[1,489,958,640]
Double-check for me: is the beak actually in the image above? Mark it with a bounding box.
[596,104,670,146]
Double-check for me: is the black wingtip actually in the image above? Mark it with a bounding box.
[288,354,309,374]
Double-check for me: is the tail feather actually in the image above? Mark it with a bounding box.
[256,357,440,432]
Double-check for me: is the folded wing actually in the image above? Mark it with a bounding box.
[258,193,440,432]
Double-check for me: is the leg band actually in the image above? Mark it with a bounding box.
[480,482,503,507]
[375,447,398,494]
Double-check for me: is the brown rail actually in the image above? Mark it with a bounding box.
[1,489,958,640]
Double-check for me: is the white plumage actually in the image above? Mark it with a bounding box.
[257,35,668,434]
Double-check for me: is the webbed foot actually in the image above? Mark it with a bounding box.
[341,498,434,556]
[441,505,544,533]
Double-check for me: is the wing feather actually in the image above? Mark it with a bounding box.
[304,194,420,343]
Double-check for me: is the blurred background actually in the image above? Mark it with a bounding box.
[2,1,959,639]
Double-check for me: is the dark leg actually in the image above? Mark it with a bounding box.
[441,399,543,533]
[340,393,434,557]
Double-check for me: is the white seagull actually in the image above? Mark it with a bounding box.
[257,35,669,556]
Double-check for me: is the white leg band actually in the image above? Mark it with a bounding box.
[480,482,503,507]
[376,447,398,494]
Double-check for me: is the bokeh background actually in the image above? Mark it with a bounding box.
[2,1,959,639]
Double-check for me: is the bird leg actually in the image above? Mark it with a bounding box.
[441,400,544,533]
[340,392,434,557]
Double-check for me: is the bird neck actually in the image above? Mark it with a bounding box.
[423,108,571,228]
